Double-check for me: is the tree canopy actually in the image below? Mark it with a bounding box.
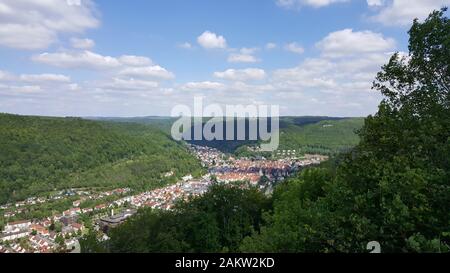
[0,114,203,204]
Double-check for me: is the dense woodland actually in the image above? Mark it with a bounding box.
[277,118,364,155]
[97,116,363,155]
[0,115,203,204]
[83,9,449,253]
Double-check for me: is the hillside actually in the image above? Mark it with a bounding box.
[0,114,203,204]
[278,118,364,155]
[95,116,364,155]
[189,117,363,155]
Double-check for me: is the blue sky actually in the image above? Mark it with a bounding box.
[0,0,448,117]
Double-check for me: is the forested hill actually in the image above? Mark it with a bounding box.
[95,116,364,155]
[278,118,364,155]
[0,113,203,204]
[187,117,364,155]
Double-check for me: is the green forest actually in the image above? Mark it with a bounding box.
[97,116,364,155]
[0,115,204,204]
[277,118,364,155]
[82,9,450,253]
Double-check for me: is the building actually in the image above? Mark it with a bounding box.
[70,223,84,233]
[97,209,137,233]
[30,224,49,236]
[182,174,193,181]
[60,216,78,227]
[0,230,29,242]
[95,204,107,211]
[63,207,81,217]
[3,220,32,233]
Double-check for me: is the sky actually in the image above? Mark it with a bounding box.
[0,0,448,117]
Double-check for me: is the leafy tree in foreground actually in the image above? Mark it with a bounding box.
[103,183,271,253]
[242,9,449,253]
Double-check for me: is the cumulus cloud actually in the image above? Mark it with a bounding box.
[99,78,160,91]
[0,70,15,81]
[228,54,259,63]
[0,69,75,104]
[118,55,153,67]
[263,26,400,115]
[178,42,193,49]
[32,51,159,72]
[118,66,175,80]
[368,0,450,26]
[0,0,99,50]
[0,84,43,94]
[19,74,71,83]
[284,42,305,54]
[367,0,383,6]
[266,43,277,50]
[228,48,260,63]
[70,38,95,49]
[0,24,56,50]
[268,52,389,115]
[181,81,225,91]
[275,28,395,91]
[0,70,71,84]
[32,51,121,69]
[276,0,350,9]
[316,29,395,58]
[197,31,227,49]
[214,68,266,81]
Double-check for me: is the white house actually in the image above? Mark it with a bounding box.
[182,174,193,182]
[0,230,29,242]
[3,220,32,234]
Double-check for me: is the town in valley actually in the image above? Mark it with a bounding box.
[0,145,328,253]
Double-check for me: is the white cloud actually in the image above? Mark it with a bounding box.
[197,31,227,49]
[228,54,259,63]
[100,78,160,91]
[276,0,350,9]
[266,43,277,50]
[0,0,99,50]
[178,42,193,49]
[367,0,384,6]
[0,70,14,81]
[2,85,43,94]
[240,47,259,55]
[214,68,266,81]
[0,69,75,102]
[268,52,389,116]
[227,47,260,63]
[284,42,305,54]
[368,0,450,26]
[181,81,225,91]
[229,82,275,93]
[0,70,71,84]
[118,55,153,66]
[32,51,157,72]
[0,24,56,50]
[118,66,175,80]
[267,28,397,115]
[273,58,338,90]
[272,52,391,94]
[316,29,395,58]
[70,38,95,49]
[32,51,121,69]
[19,74,71,83]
